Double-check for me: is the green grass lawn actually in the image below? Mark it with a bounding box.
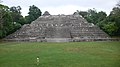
[0,42,120,67]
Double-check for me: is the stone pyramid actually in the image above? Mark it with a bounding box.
[5,11,110,42]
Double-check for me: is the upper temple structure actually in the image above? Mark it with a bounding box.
[4,11,110,42]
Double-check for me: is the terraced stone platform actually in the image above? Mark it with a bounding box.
[4,11,111,42]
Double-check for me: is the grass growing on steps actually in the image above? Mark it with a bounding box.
[0,42,120,67]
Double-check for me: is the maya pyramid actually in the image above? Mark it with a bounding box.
[5,11,110,42]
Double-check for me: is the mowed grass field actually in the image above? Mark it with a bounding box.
[0,42,120,67]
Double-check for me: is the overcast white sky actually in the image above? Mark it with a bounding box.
[1,0,119,16]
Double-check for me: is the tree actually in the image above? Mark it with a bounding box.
[76,2,120,36]
[97,11,107,23]
[117,0,120,7]
[103,22,118,35]
[0,4,24,38]
[77,8,116,36]
[10,6,25,25]
[10,6,21,14]
[84,9,99,24]
[97,6,120,36]
[108,7,120,35]
[0,4,42,39]
[78,9,98,24]
[79,9,107,25]
[26,5,42,24]
[0,4,14,38]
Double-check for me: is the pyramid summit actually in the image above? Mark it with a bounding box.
[43,11,50,16]
[4,11,110,42]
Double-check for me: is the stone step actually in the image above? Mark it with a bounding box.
[45,38,71,42]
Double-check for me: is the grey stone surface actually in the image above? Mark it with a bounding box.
[4,11,111,42]
[43,11,50,16]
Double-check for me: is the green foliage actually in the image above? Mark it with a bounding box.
[0,4,42,39]
[17,17,26,25]
[87,9,98,24]
[78,9,107,25]
[97,11,107,23]
[25,5,42,24]
[0,4,43,39]
[3,12,14,32]
[10,6,21,14]
[0,4,13,38]
[0,4,23,38]
[13,22,21,31]
[102,22,118,35]
[78,7,120,36]
[10,6,26,25]
[108,7,120,35]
